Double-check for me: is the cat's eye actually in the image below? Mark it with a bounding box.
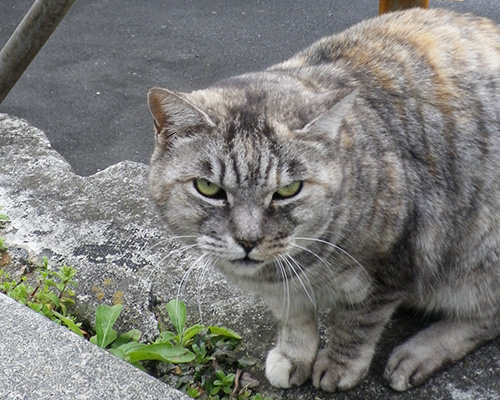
[273,181,303,200]
[194,178,225,199]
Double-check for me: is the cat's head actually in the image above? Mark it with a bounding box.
[148,74,357,281]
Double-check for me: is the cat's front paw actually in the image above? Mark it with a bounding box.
[384,335,452,391]
[265,348,313,388]
[384,342,441,391]
[312,348,370,392]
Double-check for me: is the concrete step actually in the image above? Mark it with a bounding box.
[0,293,190,400]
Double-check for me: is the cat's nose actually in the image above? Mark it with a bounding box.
[237,239,257,254]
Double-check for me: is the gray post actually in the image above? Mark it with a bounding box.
[0,0,76,104]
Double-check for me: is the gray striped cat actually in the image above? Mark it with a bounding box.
[148,8,500,392]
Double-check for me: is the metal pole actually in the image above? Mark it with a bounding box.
[0,0,76,104]
[379,0,429,14]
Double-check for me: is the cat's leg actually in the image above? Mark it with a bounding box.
[265,312,319,388]
[312,295,400,392]
[384,316,500,391]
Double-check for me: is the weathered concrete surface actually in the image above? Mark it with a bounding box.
[1,113,499,399]
[0,293,190,400]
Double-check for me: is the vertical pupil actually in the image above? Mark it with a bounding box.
[196,179,221,197]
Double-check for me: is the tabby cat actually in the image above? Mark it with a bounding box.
[147,8,500,392]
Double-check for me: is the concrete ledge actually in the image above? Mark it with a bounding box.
[0,293,190,400]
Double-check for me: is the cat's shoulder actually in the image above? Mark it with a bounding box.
[273,8,500,70]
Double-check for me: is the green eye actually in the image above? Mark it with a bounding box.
[274,181,303,200]
[194,178,224,198]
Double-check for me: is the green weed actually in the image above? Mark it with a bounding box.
[0,205,9,253]
[93,299,272,400]
[0,258,82,336]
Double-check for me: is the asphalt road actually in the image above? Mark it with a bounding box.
[1,0,499,176]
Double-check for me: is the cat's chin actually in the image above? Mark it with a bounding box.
[219,258,267,278]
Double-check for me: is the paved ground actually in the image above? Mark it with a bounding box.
[1,0,499,175]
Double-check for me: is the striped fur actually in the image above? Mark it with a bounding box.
[148,9,500,392]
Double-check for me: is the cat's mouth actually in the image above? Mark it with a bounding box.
[229,256,265,269]
[218,257,267,279]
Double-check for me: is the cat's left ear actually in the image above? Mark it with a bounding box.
[298,89,358,139]
[148,87,215,145]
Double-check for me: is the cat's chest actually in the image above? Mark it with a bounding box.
[241,264,373,312]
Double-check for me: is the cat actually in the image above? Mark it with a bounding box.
[147,8,500,392]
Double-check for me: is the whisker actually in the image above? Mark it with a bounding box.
[295,236,369,279]
[146,242,198,280]
[148,235,222,326]
[291,243,332,270]
[166,243,198,259]
[283,254,317,310]
[149,235,198,251]
[197,266,208,326]
[176,252,211,302]
[176,262,198,301]
[196,254,219,325]
[275,256,290,324]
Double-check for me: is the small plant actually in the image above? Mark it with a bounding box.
[210,370,236,397]
[0,206,8,223]
[90,303,195,371]
[92,299,272,400]
[0,206,9,253]
[0,258,82,336]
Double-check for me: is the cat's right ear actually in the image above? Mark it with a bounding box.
[298,89,358,140]
[147,87,215,146]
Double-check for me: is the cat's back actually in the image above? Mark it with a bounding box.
[266,8,500,268]
[274,8,500,92]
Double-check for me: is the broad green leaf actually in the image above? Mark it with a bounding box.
[208,326,242,340]
[216,369,226,380]
[127,343,195,364]
[108,343,148,370]
[111,329,142,348]
[52,311,83,337]
[92,304,123,348]
[210,387,220,396]
[186,387,202,399]
[181,324,205,346]
[166,299,186,336]
[109,342,146,360]
[155,330,177,344]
